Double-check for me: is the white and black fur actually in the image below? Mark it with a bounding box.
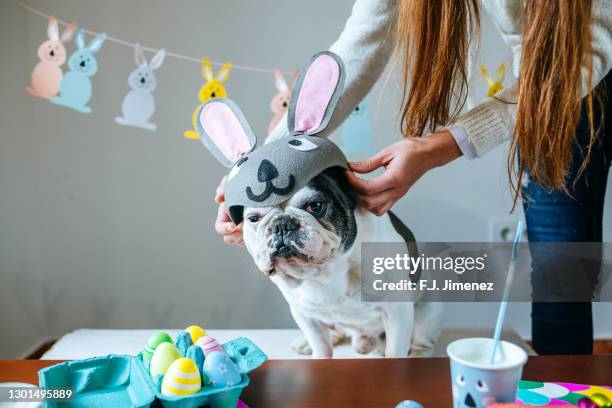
[242,167,442,358]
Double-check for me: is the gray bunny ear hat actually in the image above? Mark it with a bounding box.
[197,51,348,224]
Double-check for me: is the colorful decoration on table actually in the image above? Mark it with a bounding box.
[184,58,232,139]
[339,100,376,157]
[50,29,106,113]
[161,357,202,396]
[517,380,612,406]
[480,63,506,97]
[185,325,207,344]
[590,393,611,407]
[577,398,598,408]
[115,44,165,131]
[26,16,76,99]
[268,69,299,134]
[196,335,224,356]
[149,342,181,376]
[203,351,242,388]
[142,331,173,361]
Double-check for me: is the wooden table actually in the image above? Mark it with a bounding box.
[1,356,610,407]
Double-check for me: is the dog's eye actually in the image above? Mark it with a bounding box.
[456,375,466,386]
[228,156,248,180]
[246,214,261,223]
[476,380,489,393]
[306,201,326,217]
[288,138,317,152]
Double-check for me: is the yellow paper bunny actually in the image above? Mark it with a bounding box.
[184,58,232,139]
[480,63,505,97]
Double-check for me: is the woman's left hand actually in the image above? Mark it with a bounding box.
[347,129,462,216]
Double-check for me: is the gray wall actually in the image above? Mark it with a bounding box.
[1,0,610,358]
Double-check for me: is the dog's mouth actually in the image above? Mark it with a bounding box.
[266,245,309,274]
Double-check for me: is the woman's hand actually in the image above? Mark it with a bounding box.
[214,176,244,246]
[347,129,462,216]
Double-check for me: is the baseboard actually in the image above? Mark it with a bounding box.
[22,338,57,359]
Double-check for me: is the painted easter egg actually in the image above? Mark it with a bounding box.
[185,325,207,344]
[150,342,182,376]
[161,357,202,396]
[196,335,224,356]
[202,351,242,388]
[143,331,173,361]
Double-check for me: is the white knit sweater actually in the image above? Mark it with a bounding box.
[267,0,612,159]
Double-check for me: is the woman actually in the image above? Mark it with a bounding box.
[216,0,612,355]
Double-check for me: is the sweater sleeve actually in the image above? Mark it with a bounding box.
[457,0,612,157]
[265,0,397,144]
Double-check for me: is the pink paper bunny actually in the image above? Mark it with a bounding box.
[26,16,76,99]
[268,69,298,134]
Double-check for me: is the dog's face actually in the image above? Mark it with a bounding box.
[242,167,357,279]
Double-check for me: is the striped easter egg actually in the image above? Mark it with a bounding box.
[143,331,173,361]
[196,336,224,356]
[161,358,202,396]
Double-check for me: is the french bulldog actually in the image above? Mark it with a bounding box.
[198,52,442,358]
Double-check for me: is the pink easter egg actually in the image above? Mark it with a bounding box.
[196,335,225,356]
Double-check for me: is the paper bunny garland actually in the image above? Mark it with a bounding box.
[197,51,348,224]
[51,29,106,113]
[340,100,377,158]
[184,58,233,139]
[26,16,77,99]
[115,44,166,131]
[480,63,506,97]
[268,69,299,134]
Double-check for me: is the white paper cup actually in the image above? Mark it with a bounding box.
[447,338,528,407]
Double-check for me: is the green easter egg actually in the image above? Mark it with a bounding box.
[143,331,173,361]
[150,342,181,376]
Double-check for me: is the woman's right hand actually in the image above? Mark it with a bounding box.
[214,176,244,246]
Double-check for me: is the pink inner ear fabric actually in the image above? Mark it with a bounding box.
[200,102,251,163]
[294,54,339,134]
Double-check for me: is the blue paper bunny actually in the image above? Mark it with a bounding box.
[51,29,106,113]
[340,100,377,157]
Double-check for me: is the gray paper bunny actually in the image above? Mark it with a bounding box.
[115,44,165,131]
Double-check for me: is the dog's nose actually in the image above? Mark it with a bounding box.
[80,60,86,67]
[50,50,55,57]
[257,159,278,182]
[273,215,299,238]
[140,77,146,84]
[270,215,302,258]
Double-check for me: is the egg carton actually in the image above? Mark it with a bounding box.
[146,337,268,408]
[38,337,267,408]
[38,355,156,408]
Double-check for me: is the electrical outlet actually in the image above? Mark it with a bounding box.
[489,217,526,242]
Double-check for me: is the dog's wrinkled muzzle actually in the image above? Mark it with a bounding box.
[269,214,303,259]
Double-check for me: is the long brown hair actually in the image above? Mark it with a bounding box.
[395,0,597,201]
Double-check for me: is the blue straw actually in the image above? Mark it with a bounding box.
[490,220,523,364]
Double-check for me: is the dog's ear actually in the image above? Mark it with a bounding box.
[197,99,257,168]
[288,51,345,137]
[320,167,357,210]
